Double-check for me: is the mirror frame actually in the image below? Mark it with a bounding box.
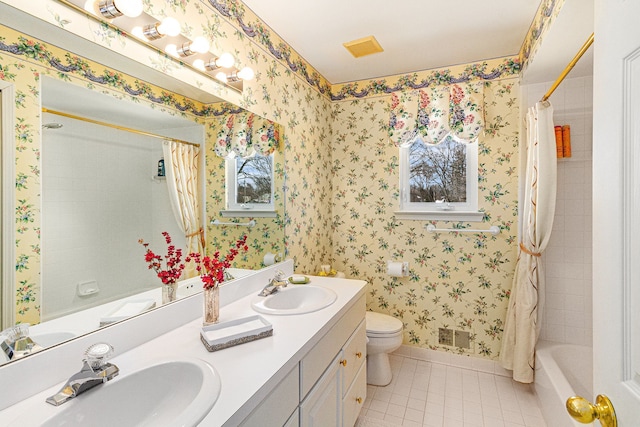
[1,80,16,328]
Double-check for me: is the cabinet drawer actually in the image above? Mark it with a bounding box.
[342,361,367,427]
[340,319,366,396]
[240,365,299,427]
[300,294,365,399]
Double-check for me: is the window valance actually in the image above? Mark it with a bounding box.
[214,111,281,158]
[388,82,485,147]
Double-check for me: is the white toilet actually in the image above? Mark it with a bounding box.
[365,311,403,386]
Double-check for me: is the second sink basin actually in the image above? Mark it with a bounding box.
[251,285,337,315]
[15,358,220,427]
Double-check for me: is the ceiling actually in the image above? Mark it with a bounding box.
[241,0,594,85]
[42,76,203,141]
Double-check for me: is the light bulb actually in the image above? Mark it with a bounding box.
[96,0,142,19]
[190,36,210,54]
[84,0,98,14]
[131,26,145,39]
[157,17,181,37]
[165,44,178,57]
[217,52,235,69]
[113,0,143,17]
[193,59,206,71]
[237,66,255,81]
[215,72,228,83]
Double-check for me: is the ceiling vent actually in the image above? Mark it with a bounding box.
[343,35,384,58]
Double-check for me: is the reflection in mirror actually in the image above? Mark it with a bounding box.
[1,66,285,366]
[41,77,198,321]
[205,112,285,270]
[229,154,275,211]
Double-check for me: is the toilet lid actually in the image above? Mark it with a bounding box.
[366,311,403,334]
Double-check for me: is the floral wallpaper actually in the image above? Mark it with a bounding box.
[2,0,564,362]
[330,75,520,358]
[519,0,565,73]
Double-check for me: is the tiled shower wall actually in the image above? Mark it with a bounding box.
[521,76,593,347]
[41,118,188,320]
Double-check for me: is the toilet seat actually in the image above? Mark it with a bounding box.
[366,312,403,336]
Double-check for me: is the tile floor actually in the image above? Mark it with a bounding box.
[358,354,547,427]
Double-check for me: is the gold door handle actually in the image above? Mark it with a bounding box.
[356,397,363,404]
[566,395,617,427]
[340,359,347,367]
[356,352,362,358]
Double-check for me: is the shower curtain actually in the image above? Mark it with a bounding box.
[163,140,204,278]
[499,101,557,383]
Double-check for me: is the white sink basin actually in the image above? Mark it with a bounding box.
[15,359,220,427]
[251,285,337,315]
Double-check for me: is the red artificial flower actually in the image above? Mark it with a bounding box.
[190,235,249,290]
[138,232,186,285]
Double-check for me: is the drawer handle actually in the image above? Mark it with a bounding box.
[356,397,363,404]
[356,352,362,359]
[340,359,347,367]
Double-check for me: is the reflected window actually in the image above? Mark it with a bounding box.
[226,153,275,211]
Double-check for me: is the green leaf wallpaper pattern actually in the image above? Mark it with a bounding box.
[0,0,557,363]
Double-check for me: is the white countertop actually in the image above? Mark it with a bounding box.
[0,274,366,426]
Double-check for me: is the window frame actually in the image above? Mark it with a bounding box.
[395,137,483,222]
[222,152,277,218]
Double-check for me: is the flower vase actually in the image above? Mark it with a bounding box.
[203,286,220,325]
[162,282,178,304]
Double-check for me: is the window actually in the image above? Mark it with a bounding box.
[224,152,275,215]
[396,136,482,221]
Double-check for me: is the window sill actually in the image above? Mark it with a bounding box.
[394,210,485,222]
[221,210,277,218]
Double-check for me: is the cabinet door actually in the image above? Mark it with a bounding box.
[300,294,365,399]
[341,320,366,396]
[240,365,299,427]
[343,362,367,427]
[300,354,342,427]
[284,408,299,427]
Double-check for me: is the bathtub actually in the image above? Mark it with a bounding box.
[534,341,593,427]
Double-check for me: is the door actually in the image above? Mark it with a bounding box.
[592,0,640,424]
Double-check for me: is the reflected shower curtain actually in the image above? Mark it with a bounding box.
[163,140,204,278]
[500,102,557,383]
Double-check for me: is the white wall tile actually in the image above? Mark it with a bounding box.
[41,120,187,320]
[524,76,593,348]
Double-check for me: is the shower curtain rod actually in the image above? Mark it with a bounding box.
[540,33,594,102]
[41,107,200,147]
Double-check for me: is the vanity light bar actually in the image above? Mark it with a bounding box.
[96,0,143,19]
[59,0,251,91]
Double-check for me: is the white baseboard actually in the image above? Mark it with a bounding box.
[391,344,512,378]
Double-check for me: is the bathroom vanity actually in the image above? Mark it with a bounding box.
[0,261,367,426]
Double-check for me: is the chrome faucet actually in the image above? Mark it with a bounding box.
[258,270,288,296]
[46,342,119,406]
[1,324,43,361]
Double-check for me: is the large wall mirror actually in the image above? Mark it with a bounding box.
[0,2,285,366]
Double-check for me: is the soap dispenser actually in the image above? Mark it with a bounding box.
[157,158,165,177]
